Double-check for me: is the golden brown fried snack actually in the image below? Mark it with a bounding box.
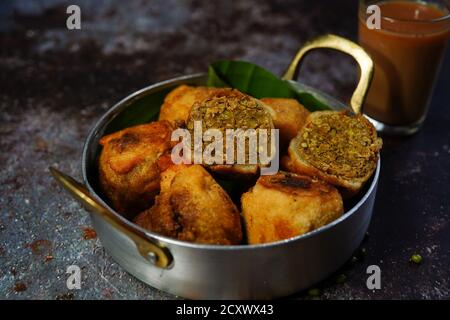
[282,111,382,197]
[159,86,309,147]
[261,98,310,147]
[186,89,275,177]
[98,120,174,218]
[159,85,217,126]
[134,165,243,245]
[241,172,343,244]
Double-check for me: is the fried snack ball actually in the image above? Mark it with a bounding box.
[98,120,174,218]
[134,164,243,245]
[283,111,382,198]
[260,98,310,148]
[241,172,343,244]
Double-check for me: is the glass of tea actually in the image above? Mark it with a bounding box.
[359,0,450,135]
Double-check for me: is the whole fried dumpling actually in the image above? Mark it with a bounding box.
[98,120,174,218]
[134,164,243,245]
[241,172,343,244]
[260,98,310,148]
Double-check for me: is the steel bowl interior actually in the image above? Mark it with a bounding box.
[82,73,380,251]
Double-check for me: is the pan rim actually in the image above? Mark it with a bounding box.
[82,73,380,251]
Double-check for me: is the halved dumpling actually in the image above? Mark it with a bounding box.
[283,111,382,197]
[159,85,309,147]
[186,89,276,177]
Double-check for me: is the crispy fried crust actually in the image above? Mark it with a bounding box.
[134,165,243,245]
[98,120,174,218]
[158,85,217,126]
[282,111,382,197]
[261,98,310,147]
[241,172,343,244]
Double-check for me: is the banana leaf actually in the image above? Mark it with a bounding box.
[207,60,330,111]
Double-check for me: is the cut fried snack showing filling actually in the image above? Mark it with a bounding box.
[159,85,309,148]
[98,120,174,218]
[186,89,275,176]
[284,111,382,197]
[134,164,243,245]
[188,89,273,131]
[241,172,343,244]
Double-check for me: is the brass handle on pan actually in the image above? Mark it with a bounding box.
[282,34,374,114]
[49,167,173,269]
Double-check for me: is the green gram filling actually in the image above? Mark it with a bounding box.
[298,112,380,180]
[187,93,273,163]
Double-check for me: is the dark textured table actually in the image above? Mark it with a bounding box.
[0,0,449,300]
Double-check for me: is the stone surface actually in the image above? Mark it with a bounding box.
[0,0,449,299]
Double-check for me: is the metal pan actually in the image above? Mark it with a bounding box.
[51,34,379,299]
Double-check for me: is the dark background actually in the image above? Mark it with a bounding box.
[0,0,449,299]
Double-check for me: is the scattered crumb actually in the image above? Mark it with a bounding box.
[34,136,49,152]
[56,292,74,300]
[102,288,114,299]
[82,227,97,240]
[14,282,27,292]
[26,239,52,255]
